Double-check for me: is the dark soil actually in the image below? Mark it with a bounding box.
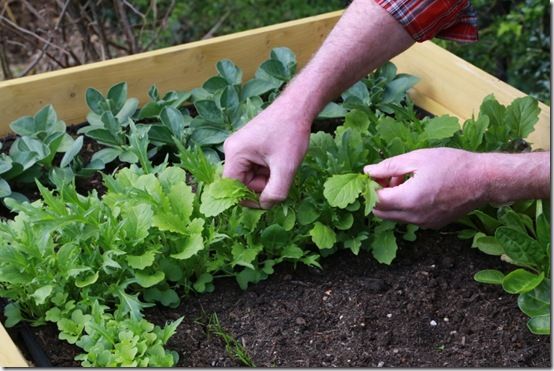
[5,230,550,367]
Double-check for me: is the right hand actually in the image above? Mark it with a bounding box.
[223,100,312,209]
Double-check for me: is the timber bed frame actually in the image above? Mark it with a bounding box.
[0,10,550,367]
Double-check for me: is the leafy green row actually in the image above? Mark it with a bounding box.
[0,48,549,366]
[462,200,550,335]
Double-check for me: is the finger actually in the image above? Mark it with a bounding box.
[373,209,413,225]
[222,155,249,182]
[240,199,262,209]
[364,155,416,179]
[374,182,415,211]
[246,174,268,193]
[372,177,391,188]
[390,176,405,187]
[259,164,296,209]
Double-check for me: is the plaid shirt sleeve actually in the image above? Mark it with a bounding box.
[374,0,478,43]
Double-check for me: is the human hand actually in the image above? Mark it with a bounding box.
[363,148,488,229]
[223,100,312,209]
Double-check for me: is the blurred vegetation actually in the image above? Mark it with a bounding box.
[436,0,550,103]
[129,1,346,47]
[1,0,549,103]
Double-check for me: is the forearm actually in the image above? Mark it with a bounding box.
[276,0,414,126]
[481,151,550,204]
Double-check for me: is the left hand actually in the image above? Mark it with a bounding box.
[363,148,488,229]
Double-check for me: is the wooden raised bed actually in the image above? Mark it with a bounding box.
[0,10,550,367]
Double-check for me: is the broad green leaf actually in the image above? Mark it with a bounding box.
[309,222,336,250]
[474,269,505,285]
[471,232,504,255]
[259,60,289,81]
[505,96,539,139]
[344,232,368,255]
[0,155,12,174]
[518,279,550,317]
[377,117,411,143]
[127,250,156,270]
[362,180,380,216]
[123,204,153,242]
[170,232,204,260]
[75,271,99,288]
[480,94,506,127]
[318,102,347,119]
[220,85,240,110]
[342,81,370,105]
[242,78,277,99]
[86,87,106,114]
[91,147,122,165]
[460,115,489,151]
[135,271,165,288]
[200,178,255,217]
[496,226,545,268]
[382,74,419,104]
[86,128,121,146]
[159,258,183,282]
[144,287,180,308]
[527,314,550,335]
[34,104,59,132]
[281,244,304,259]
[502,269,544,294]
[333,212,354,230]
[261,224,288,248]
[231,242,261,269]
[115,98,139,123]
[60,135,83,168]
[0,178,11,198]
[270,47,296,75]
[423,115,460,141]
[195,100,223,123]
[236,268,264,290]
[193,272,214,293]
[344,109,370,132]
[323,173,366,209]
[216,59,242,85]
[203,76,228,93]
[469,209,502,234]
[107,82,128,113]
[138,102,163,119]
[371,221,397,264]
[9,116,35,136]
[297,199,320,225]
[4,303,22,328]
[238,208,265,232]
[160,106,185,137]
[32,285,54,305]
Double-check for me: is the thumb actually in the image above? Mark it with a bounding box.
[364,155,415,179]
[259,164,296,209]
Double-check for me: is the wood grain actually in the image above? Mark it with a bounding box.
[0,10,548,149]
[0,322,28,367]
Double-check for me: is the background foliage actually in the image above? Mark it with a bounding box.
[436,0,550,103]
[1,0,549,102]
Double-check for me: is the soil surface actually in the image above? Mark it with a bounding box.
[4,229,550,367]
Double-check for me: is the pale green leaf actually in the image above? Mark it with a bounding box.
[309,222,336,250]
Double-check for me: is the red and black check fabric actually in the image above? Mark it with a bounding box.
[374,0,478,42]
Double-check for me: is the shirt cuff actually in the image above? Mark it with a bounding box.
[374,0,479,43]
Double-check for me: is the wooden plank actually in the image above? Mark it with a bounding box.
[0,10,549,365]
[0,10,548,149]
[0,11,342,135]
[0,322,28,367]
[392,41,550,150]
